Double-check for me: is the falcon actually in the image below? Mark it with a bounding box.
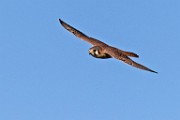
[59,19,157,73]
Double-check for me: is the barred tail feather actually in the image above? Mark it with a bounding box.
[123,51,139,58]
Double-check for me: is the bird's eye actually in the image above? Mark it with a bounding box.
[94,49,99,55]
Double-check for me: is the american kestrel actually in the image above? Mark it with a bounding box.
[59,19,157,73]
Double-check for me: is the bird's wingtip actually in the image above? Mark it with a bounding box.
[59,18,63,24]
[154,71,158,74]
[151,70,158,74]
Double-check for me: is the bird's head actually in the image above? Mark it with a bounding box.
[89,46,102,57]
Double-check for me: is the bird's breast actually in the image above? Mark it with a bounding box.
[90,52,112,59]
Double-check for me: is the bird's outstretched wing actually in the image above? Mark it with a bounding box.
[105,47,157,73]
[59,19,106,46]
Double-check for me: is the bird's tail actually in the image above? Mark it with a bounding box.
[123,51,139,58]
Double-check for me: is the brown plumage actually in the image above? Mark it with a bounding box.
[59,19,157,73]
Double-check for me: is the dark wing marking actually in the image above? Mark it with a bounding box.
[105,47,157,73]
[59,19,106,46]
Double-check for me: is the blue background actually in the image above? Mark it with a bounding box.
[0,0,179,120]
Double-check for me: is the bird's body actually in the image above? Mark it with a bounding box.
[59,19,157,73]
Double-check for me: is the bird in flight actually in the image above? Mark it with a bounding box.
[59,19,157,73]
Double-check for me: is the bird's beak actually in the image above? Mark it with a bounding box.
[88,50,91,55]
[89,52,91,55]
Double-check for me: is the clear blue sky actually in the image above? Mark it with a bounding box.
[0,0,179,120]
